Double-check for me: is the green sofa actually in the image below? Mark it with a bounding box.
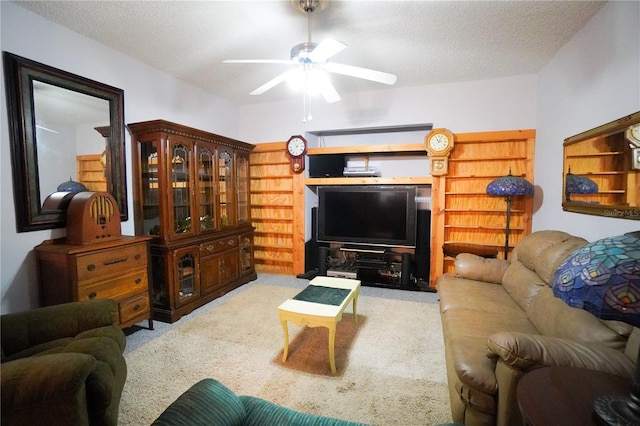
[152,378,369,426]
[1,299,127,426]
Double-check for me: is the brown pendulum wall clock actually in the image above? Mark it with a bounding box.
[287,135,307,173]
[425,128,455,176]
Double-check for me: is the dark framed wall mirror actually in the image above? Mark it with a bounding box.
[563,111,640,220]
[3,52,127,232]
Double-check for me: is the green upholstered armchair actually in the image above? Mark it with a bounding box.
[1,299,127,426]
[153,378,369,426]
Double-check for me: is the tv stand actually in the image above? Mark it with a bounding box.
[339,246,386,254]
[320,246,420,290]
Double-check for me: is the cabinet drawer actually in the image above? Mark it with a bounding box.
[119,294,150,324]
[76,243,148,282]
[78,268,148,302]
[200,237,238,256]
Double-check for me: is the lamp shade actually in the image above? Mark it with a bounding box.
[57,178,87,193]
[486,171,534,196]
[566,173,598,195]
[552,231,640,327]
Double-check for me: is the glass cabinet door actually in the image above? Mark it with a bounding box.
[236,154,250,223]
[139,140,161,236]
[239,233,254,275]
[218,150,234,227]
[197,146,216,232]
[174,248,199,305]
[170,138,195,238]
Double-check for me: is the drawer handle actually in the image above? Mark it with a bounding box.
[135,278,142,285]
[87,264,95,271]
[135,254,141,260]
[206,245,215,252]
[228,240,235,246]
[88,292,97,299]
[104,256,128,265]
[133,304,140,311]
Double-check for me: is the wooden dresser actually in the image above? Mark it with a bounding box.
[35,235,153,329]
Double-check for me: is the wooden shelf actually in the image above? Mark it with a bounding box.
[445,225,526,231]
[449,156,527,162]
[305,177,433,186]
[307,143,426,155]
[566,151,624,158]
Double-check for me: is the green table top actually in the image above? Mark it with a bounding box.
[293,285,351,306]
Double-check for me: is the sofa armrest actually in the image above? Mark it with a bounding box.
[1,299,118,357]
[152,378,247,426]
[1,353,95,425]
[454,253,509,284]
[486,332,635,378]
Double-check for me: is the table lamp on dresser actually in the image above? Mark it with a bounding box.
[553,231,640,425]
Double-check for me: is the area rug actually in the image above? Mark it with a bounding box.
[119,285,451,425]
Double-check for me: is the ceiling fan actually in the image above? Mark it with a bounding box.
[223,0,397,107]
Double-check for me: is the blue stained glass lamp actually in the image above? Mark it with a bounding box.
[565,169,598,202]
[486,169,534,260]
[57,177,87,193]
[553,231,640,424]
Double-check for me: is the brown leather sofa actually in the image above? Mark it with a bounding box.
[437,230,638,425]
[1,299,127,426]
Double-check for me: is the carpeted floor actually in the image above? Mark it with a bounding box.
[120,274,451,425]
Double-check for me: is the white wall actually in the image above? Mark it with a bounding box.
[237,75,538,143]
[1,2,239,313]
[534,1,640,240]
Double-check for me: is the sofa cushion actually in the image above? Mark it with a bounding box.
[501,262,546,313]
[1,338,73,363]
[438,275,524,318]
[526,287,630,349]
[453,254,509,284]
[511,231,587,280]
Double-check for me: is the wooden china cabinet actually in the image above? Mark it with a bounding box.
[128,120,256,323]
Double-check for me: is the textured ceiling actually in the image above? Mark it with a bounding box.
[12,0,606,106]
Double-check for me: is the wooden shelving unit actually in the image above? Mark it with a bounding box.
[431,130,535,281]
[250,142,305,275]
[564,133,633,206]
[76,154,107,191]
[305,143,431,186]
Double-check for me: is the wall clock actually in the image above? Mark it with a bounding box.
[425,128,455,176]
[626,124,640,146]
[286,135,307,173]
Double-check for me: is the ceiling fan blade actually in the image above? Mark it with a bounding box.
[309,39,347,62]
[250,69,299,95]
[320,79,341,103]
[324,62,397,85]
[223,59,294,65]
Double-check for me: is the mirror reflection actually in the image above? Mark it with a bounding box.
[34,81,111,203]
[563,111,640,220]
[3,52,127,232]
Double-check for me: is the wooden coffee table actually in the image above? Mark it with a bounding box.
[277,276,361,374]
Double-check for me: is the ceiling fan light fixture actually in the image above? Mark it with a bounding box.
[291,42,318,61]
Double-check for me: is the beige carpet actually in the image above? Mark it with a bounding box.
[119,285,451,425]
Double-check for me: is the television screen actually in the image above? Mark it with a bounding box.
[317,186,417,248]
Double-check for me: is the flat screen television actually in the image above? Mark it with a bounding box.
[317,186,417,248]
